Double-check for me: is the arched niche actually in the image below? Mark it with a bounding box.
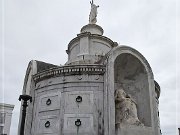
[114,53,151,127]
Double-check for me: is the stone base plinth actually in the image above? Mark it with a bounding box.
[80,24,104,35]
[116,125,153,135]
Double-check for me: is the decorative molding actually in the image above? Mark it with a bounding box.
[33,65,105,83]
[76,75,83,80]
[94,75,99,80]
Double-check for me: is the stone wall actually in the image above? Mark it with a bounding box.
[30,65,105,135]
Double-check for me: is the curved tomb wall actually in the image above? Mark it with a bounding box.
[67,34,115,64]
[114,53,151,127]
[89,39,112,56]
[31,73,104,135]
[69,42,80,61]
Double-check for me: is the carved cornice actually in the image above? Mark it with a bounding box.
[33,65,105,83]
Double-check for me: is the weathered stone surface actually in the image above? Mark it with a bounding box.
[18,23,161,135]
[116,126,153,135]
[0,103,14,135]
[81,24,103,35]
[115,88,143,127]
[103,46,161,135]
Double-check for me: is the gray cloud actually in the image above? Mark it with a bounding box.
[1,0,179,135]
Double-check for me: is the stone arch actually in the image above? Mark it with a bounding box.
[114,53,151,126]
[18,60,37,135]
[22,60,37,95]
[104,46,155,135]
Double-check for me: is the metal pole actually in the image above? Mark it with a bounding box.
[19,95,32,135]
[178,128,180,135]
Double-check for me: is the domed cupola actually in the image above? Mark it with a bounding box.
[65,1,117,65]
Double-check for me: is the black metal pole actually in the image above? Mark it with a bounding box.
[19,95,32,135]
[178,128,180,135]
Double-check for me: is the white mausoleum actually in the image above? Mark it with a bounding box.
[18,2,161,135]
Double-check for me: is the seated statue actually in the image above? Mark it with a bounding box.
[115,88,144,127]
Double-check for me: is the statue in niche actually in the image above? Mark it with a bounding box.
[89,0,99,24]
[115,88,144,127]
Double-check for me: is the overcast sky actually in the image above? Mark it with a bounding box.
[0,0,179,135]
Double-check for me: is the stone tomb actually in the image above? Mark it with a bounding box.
[18,17,161,135]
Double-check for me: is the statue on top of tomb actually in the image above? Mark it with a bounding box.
[89,0,99,24]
